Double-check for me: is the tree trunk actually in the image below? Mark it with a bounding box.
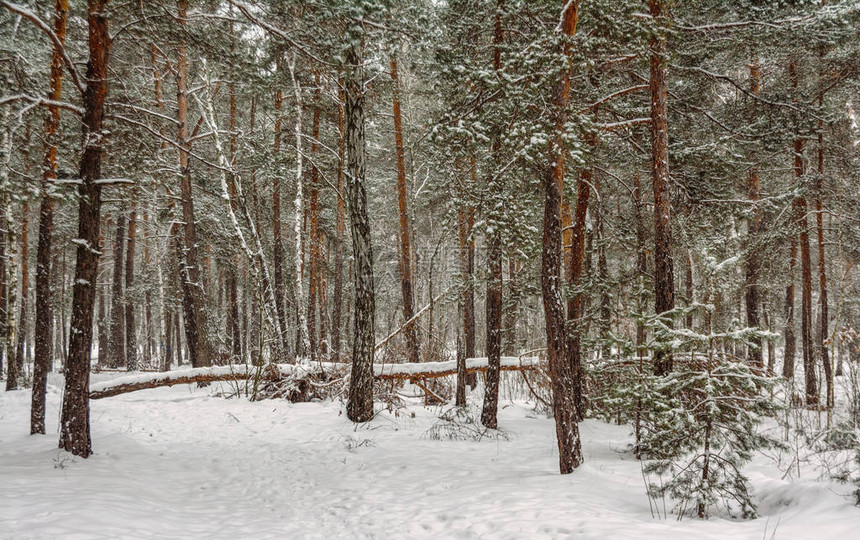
[745,61,763,369]
[567,165,591,420]
[480,0,505,430]
[788,60,817,406]
[457,157,476,392]
[272,62,291,359]
[503,258,519,355]
[783,234,797,378]
[390,55,420,364]
[14,202,30,383]
[797,166,817,406]
[685,251,694,330]
[596,188,611,359]
[332,89,346,363]
[540,0,583,474]
[32,0,67,426]
[107,213,125,368]
[143,214,155,366]
[0,201,5,380]
[345,43,375,423]
[60,0,110,458]
[177,0,209,369]
[125,204,137,371]
[464,156,477,387]
[288,57,310,359]
[308,71,322,363]
[96,255,107,366]
[650,0,675,376]
[815,105,832,409]
[164,309,173,371]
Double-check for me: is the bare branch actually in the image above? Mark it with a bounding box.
[0,93,83,115]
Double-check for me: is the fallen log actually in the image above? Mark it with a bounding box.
[88,357,542,400]
[89,364,285,400]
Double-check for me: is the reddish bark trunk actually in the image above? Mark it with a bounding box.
[390,55,420,364]
[539,0,583,474]
[60,0,111,458]
[650,0,675,376]
[31,0,68,433]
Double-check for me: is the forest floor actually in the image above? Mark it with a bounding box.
[1,371,857,539]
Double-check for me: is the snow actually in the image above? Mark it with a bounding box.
[1,373,857,539]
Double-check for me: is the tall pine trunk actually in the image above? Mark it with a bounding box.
[745,62,763,369]
[540,0,583,474]
[815,102,832,410]
[390,55,420,364]
[650,0,675,376]
[125,205,137,371]
[13,202,30,382]
[60,0,110,458]
[789,61,817,405]
[31,0,66,431]
[107,213,125,368]
[345,43,375,423]
[308,71,322,363]
[177,0,209,369]
[332,90,346,362]
[480,0,505,430]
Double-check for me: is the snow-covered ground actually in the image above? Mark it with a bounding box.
[1,373,857,539]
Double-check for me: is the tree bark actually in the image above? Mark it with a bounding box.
[177,0,209,369]
[143,213,155,365]
[567,165,591,420]
[125,204,137,371]
[390,55,420,365]
[272,60,290,359]
[60,0,110,458]
[288,57,310,359]
[815,103,832,409]
[784,234,797,378]
[464,156,477,387]
[32,0,67,426]
[788,60,817,406]
[107,213,125,368]
[308,70,322,363]
[796,160,817,406]
[745,61,763,369]
[650,0,675,376]
[332,89,346,363]
[540,0,583,474]
[345,43,375,423]
[480,0,505,430]
[14,202,30,382]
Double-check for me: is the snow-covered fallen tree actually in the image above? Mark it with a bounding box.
[88,357,541,400]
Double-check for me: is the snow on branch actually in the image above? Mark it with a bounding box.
[0,1,86,96]
[0,94,83,115]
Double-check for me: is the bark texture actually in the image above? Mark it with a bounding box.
[649,0,675,376]
[390,55,420,364]
[32,0,68,434]
[540,0,583,474]
[60,0,110,458]
[345,44,375,423]
[480,0,506,430]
